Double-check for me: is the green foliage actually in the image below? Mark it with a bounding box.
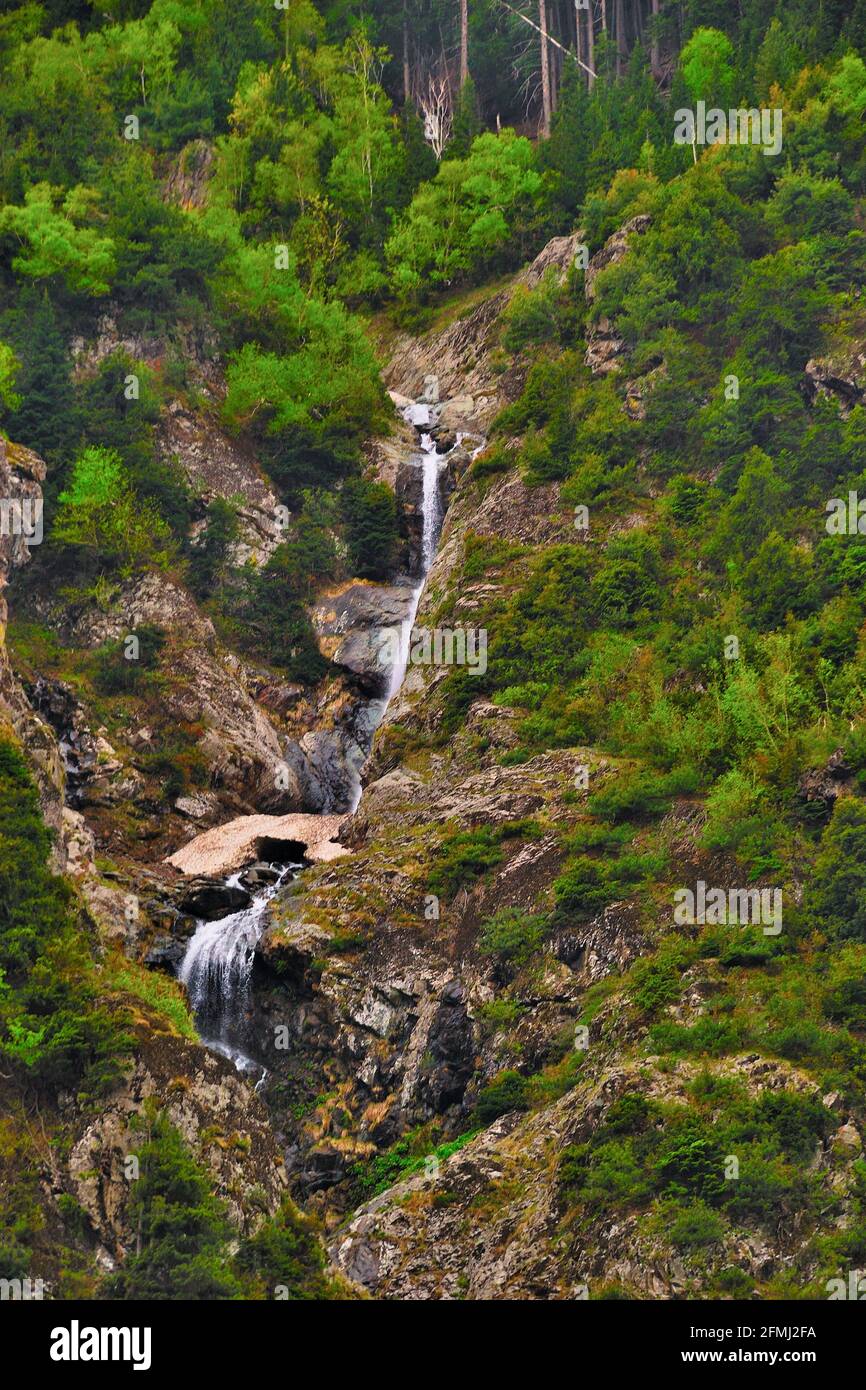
[501,268,580,352]
[0,290,78,468]
[668,1200,725,1250]
[588,767,699,823]
[386,131,543,299]
[351,1129,478,1198]
[428,820,540,900]
[679,27,736,109]
[74,353,192,537]
[631,940,691,1015]
[340,476,399,580]
[755,1091,832,1160]
[474,1070,529,1125]
[188,498,241,600]
[0,736,131,1095]
[807,798,866,942]
[553,843,666,921]
[0,339,21,413]
[103,1109,241,1300]
[0,183,115,295]
[92,624,166,696]
[235,1199,343,1300]
[477,909,547,967]
[53,446,173,577]
[234,503,339,681]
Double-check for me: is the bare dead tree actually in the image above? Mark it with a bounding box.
[498,0,596,82]
[416,70,454,159]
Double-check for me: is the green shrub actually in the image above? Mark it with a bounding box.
[603,1094,652,1135]
[669,1200,725,1250]
[341,476,400,580]
[478,909,546,966]
[93,624,166,695]
[755,1091,832,1160]
[631,940,691,1015]
[652,1125,728,1204]
[429,820,540,899]
[0,737,131,1096]
[103,1109,241,1300]
[235,1199,343,1300]
[807,798,866,942]
[588,767,700,823]
[474,1070,529,1125]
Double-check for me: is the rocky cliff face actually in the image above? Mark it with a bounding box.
[0,438,66,837]
[0,442,326,1290]
[225,238,611,1210]
[329,1052,831,1300]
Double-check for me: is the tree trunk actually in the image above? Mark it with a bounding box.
[549,3,558,114]
[403,7,411,104]
[460,0,469,86]
[600,0,607,32]
[539,0,552,135]
[614,0,626,76]
[586,1,595,88]
[650,0,660,78]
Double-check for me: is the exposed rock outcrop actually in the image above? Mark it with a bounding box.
[329,1054,833,1300]
[66,1027,289,1269]
[584,214,651,376]
[385,230,585,434]
[0,437,67,839]
[166,811,348,877]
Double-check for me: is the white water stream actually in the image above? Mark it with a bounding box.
[178,865,298,1081]
[348,414,445,807]
[177,399,450,1075]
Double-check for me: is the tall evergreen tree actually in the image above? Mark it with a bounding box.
[2,290,78,477]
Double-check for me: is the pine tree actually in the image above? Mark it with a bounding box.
[450,77,481,158]
[103,1110,242,1301]
[2,290,78,476]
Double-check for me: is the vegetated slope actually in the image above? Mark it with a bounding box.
[289,161,866,1299]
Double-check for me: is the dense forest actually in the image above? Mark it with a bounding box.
[4,0,866,1327]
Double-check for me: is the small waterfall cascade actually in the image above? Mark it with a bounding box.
[176,396,455,1074]
[382,415,444,708]
[178,863,299,1078]
[343,402,447,811]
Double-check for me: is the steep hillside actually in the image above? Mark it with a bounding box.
[4,0,866,1316]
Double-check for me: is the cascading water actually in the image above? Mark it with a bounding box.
[178,864,299,1080]
[344,408,445,811]
[383,426,443,704]
[177,396,453,1075]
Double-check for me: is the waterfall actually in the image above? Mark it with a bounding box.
[178,864,299,1079]
[176,397,451,1072]
[344,409,445,812]
[382,427,443,707]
